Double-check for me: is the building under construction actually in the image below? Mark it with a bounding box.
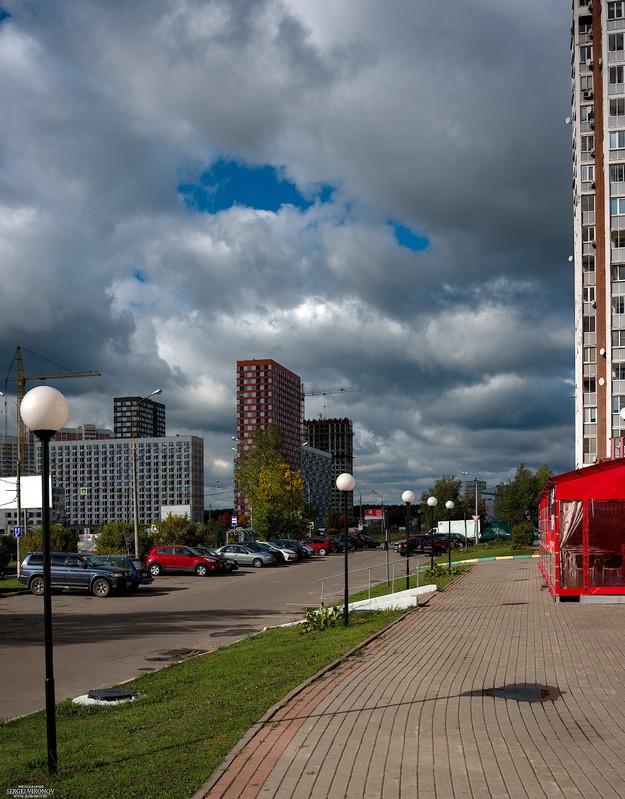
[304,418,354,513]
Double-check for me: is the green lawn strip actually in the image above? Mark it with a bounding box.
[1,608,406,799]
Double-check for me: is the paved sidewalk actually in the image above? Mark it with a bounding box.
[196,558,625,798]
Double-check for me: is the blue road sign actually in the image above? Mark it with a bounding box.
[13,526,23,538]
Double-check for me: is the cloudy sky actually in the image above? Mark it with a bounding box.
[0,0,573,508]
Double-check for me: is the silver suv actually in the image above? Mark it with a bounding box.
[19,552,133,597]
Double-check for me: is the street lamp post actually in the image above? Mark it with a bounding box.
[463,471,480,543]
[446,500,455,570]
[427,496,438,569]
[20,385,69,775]
[132,389,162,558]
[402,490,415,589]
[336,472,356,626]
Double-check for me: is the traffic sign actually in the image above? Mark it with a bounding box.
[231,516,238,528]
[13,526,23,538]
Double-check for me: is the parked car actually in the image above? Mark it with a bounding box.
[97,554,153,589]
[270,539,309,559]
[257,541,298,562]
[215,544,278,567]
[431,533,470,549]
[346,535,365,550]
[143,546,221,577]
[354,533,381,549]
[395,536,451,557]
[327,536,346,552]
[187,546,239,573]
[19,551,133,597]
[301,537,332,556]
[301,544,314,557]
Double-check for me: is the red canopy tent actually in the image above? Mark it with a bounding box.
[539,459,625,599]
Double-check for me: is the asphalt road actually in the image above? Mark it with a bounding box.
[0,548,410,720]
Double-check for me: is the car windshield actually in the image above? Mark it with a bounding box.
[83,555,105,566]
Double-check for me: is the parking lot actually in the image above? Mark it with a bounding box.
[1,548,397,720]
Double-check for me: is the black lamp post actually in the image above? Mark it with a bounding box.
[427,496,438,569]
[445,500,455,570]
[20,385,69,775]
[336,472,356,626]
[402,490,415,589]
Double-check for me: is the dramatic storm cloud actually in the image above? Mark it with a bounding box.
[0,0,572,505]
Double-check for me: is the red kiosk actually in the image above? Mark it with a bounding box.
[539,459,625,600]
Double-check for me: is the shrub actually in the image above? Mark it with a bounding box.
[300,605,342,634]
[510,521,534,550]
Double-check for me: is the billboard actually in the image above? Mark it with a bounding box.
[364,508,383,520]
[0,476,50,509]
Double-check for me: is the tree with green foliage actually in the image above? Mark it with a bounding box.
[150,514,206,547]
[0,534,12,574]
[493,463,554,526]
[20,523,76,554]
[510,520,535,549]
[94,521,136,555]
[235,425,305,537]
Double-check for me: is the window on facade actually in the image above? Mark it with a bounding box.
[613,265,625,281]
[584,376,596,393]
[611,99,625,119]
[609,1,625,19]
[615,331,625,347]
[583,346,596,362]
[611,165,625,183]
[610,33,625,53]
[583,286,596,303]
[610,130,625,150]
[581,75,593,93]
[614,296,625,314]
[582,135,595,152]
[584,437,597,455]
[583,254,596,271]
[582,194,595,212]
[582,165,595,183]
[613,230,625,249]
[610,66,625,85]
[615,363,625,380]
[581,45,593,63]
[612,198,625,216]
[582,225,595,242]
[581,105,594,122]
[583,315,596,332]
[584,407,597,423]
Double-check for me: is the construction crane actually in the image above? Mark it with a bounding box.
[301,385,361,421]
[4,347,100,528]
[302,386,361,398]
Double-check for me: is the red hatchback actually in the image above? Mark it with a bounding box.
[144,546,220,577]
[301,537,332,556]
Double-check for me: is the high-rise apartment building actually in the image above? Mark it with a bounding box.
[114,396,166,439]
[303,418,354,512]
[235,359,303,514]
[572,0,625,464]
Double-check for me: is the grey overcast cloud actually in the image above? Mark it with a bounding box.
[0,0,572,508]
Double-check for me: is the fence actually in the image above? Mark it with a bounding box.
[317,555,424,607]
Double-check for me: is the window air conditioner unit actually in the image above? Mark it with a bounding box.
[599,57,603,68]
[588,3,593,12]
[591,181,596,188]
[590,120,595,128]
[588,108,594,118]
[586,59,593,68]
[591,149,596,156]
[584,90,593,100]
[591,239,597,247]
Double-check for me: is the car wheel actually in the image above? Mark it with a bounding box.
[29,576,45,596]
[194,563,209,576]
[92,578,111,597]
[252,558,263,568]
[318,548,328,556]
[148,563,161,576]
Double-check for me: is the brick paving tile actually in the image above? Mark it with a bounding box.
[198,558,625,799]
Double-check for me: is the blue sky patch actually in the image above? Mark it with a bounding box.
[134,269,148,283]
[178,159,333,214]
[388,220,429,252]
[0,8,11,22]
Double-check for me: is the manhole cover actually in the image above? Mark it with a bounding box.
[210,628,259,637]
[483,683,560,703]
[145,648,206,662]
[88,687,140,702]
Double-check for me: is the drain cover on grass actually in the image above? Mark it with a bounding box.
[145,647,206,662]
[88,687,140,702]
